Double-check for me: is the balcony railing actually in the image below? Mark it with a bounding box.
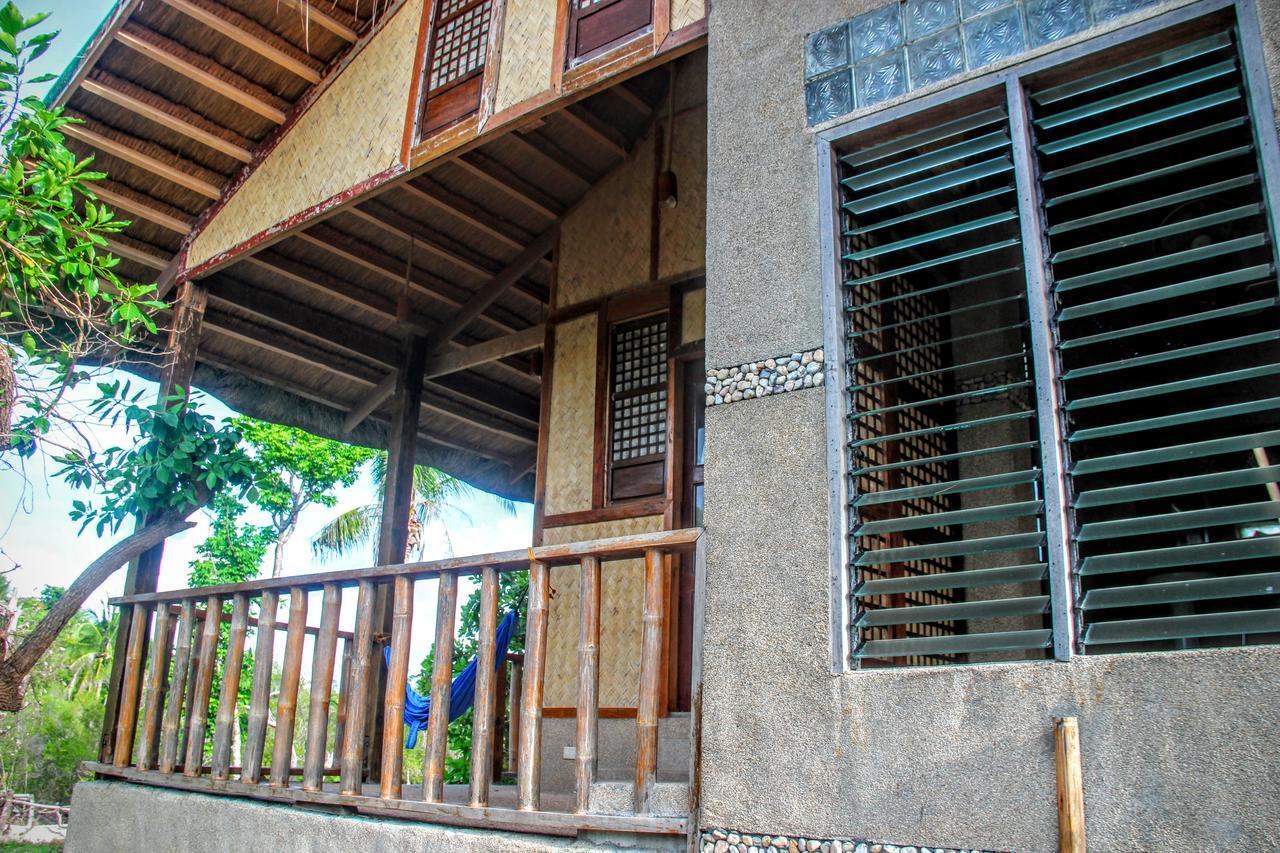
[89,528,703,839]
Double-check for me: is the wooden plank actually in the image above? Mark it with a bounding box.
[396,178,544,260]
[62,121,222,199]
[210,593,250,780]
[516,560,549,812]
[135,601,172,768]
[575,556,601,814]
[112,604,150,767]
[105,237,169,271]
[93,182,194,234]
[421,325,544,380]
[634,548,665,814]
[454,154,563,220]
[269,588,308,787]
[422,572,458,803]
[114,26,288,123]
[1056,716,1087,853]
[240,589,278,783]
[469,565,500,807]
[342,374,395,435]
[332,638,352,773]
[183,594,222,777]
[158,0,324,83]
[558,106,628,159]
[379,575,415,799]
[302,584,342,791]
[157,601,195,774]
[79,76,253,163]
[508,131,596,188]
[339,580,376,794]
[276,0,359,42]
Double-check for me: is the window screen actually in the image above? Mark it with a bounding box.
[608,314,668,502]
[420,0,493,135]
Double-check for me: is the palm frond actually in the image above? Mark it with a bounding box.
[309,504,380,561]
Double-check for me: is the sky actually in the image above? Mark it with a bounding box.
[0,1,536,667]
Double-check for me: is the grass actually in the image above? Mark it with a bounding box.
[0,843,63,851]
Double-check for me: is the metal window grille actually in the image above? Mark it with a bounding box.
[610,316,668,465]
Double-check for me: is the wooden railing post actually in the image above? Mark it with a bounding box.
[303,583,342,792]
[241,589,278,784]
[137,603,174,771]
[183,595,222,777]
[211,594,250,779]
[575,556,602,814]
[1056,716,1087,853]
[422,572,458,803]
[270,588,308,787]
[333,638,352,767]
[508,658,523,776]
[158,601,195,773]
[635,548,666,814]
[380,575,414,799]
[469,565,500,808]
[340,581,376,794]
[113,603,150,767]
[517,560,548,812]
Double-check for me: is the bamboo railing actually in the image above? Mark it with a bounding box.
[90,528,702,838]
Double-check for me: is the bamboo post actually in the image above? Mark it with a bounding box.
[158,600,195,773]
[333,638,352,767]
[469,566,500,808]
[303,584,342,792]
[634,548,665,814]
[422,572,458,803]
[177,611,202,769]
[517,560,549,812]
[575,556,602,814]
[1055,716,1086,853]
[380,575,414,799]
[508,659,523,776]
[112,604,150,767]
[492,656,507,782]
[211,594,250,780]
[270,588,308,787]
[340,580,376,794]
[143,607,177,770]
[241,589,278,784]
[135,603,172,770]
[183,595,222,777]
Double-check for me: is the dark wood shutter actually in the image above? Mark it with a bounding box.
[567,0,652,65]
[421,0,493,135]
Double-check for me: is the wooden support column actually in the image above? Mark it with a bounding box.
[575,556,601,814]
[517,560,549,812]
[635,549,666,815]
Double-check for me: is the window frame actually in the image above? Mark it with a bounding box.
[816,0,1280,672]
[415,0,498,140]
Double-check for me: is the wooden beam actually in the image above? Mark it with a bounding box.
[609,82,655,118]
[276,0,359,42]
[506,132,595,189]
[80,74,254,163]
[114,25,288,124]
[158,0,324,84]
[62,121,222,199]
[397,178,537,255]
[422,325,544,380]
[105,237,169,270]
[1055,717,1087,853]
[342,374,395,434]
[453,153,563,220]
[379,336,428,566]
[94,182,194,234]
[558,106,628,159]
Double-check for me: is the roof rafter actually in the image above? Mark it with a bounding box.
[453,153,564,220]
[157,0,325,84]
[275,0,360,43]
[63,118,223,199]
[94,181,194,234]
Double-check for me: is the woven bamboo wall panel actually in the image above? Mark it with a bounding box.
[658,106,706,281]
[556,134,654,309]
[493,0,557,116]
[670,0,705,32]
[543,314,598,516]
[681,286,704,345]
[540,515,664,708]
[188,0,425,268]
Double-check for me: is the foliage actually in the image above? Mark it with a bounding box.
[188,493,273,588]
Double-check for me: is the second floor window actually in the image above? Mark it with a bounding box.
[608,313,669,503]
[421,0,493,135]
[567,0,652,66]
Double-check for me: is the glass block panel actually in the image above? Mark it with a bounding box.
[908,26,965,88]
[964,6,1026,69]
[856,50,908,107]
[1026,0,1091,46]
[851,3,904,61]
[961,0,1012,19]
[806,22,851,79]
[807,69,855,125]
[905,0,960,41]
[1091,0,1160,22]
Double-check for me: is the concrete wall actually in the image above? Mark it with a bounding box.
[699,0,1280,850]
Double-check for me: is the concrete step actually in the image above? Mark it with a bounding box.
[588,780,689,818]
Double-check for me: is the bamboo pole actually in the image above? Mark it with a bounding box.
[135,602,172,770]
[575,556,601,814]
[183,595,222,777]
[469,566,500,808]
[113,604,150,767]
[332,638,352,768]
[176,612,202,768]
[270,588,308,787]
[517,561,548,812]
[211,594,249,779]
[303,584,342,792]
[1055,716,1086,853]
[422,572,458,803]
[380,575,414,799]
[340,580,376,794]
[508,660,523,776]
[634,549,665,815]
[158,600,195,773]
[241,589,278,784]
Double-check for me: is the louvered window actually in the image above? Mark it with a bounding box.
[420,0,493,136]
[831,9,1280,666]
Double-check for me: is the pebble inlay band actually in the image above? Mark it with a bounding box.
[705,347,825,406]
[700,828,1000,853]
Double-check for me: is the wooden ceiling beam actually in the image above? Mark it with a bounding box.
[114,25,288,124]
[94,182,194,234]
[558,105,628,159]
[275,0,360,43]
[157,0,325,84]
[397,178,535,254]
[453,153,564,221]
[609,82,655,118]
[422,325,544,380]
[63,120,223,199]
[506,132,595,189]
[106,236,170,270]
[80,74,254,163]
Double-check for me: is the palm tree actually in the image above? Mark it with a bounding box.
[62,608,117,699]
[309,454,513,563]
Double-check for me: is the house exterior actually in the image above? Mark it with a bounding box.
[53,0,1280,850]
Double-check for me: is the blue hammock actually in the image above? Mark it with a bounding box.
[384,608,520,749]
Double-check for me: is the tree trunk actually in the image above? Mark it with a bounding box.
[0,511,197,712]
[271,518,297,578]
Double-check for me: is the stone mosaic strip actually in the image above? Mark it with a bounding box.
[804,0,1164,125]
[705,348,825,406]
[700,828,1000,853]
